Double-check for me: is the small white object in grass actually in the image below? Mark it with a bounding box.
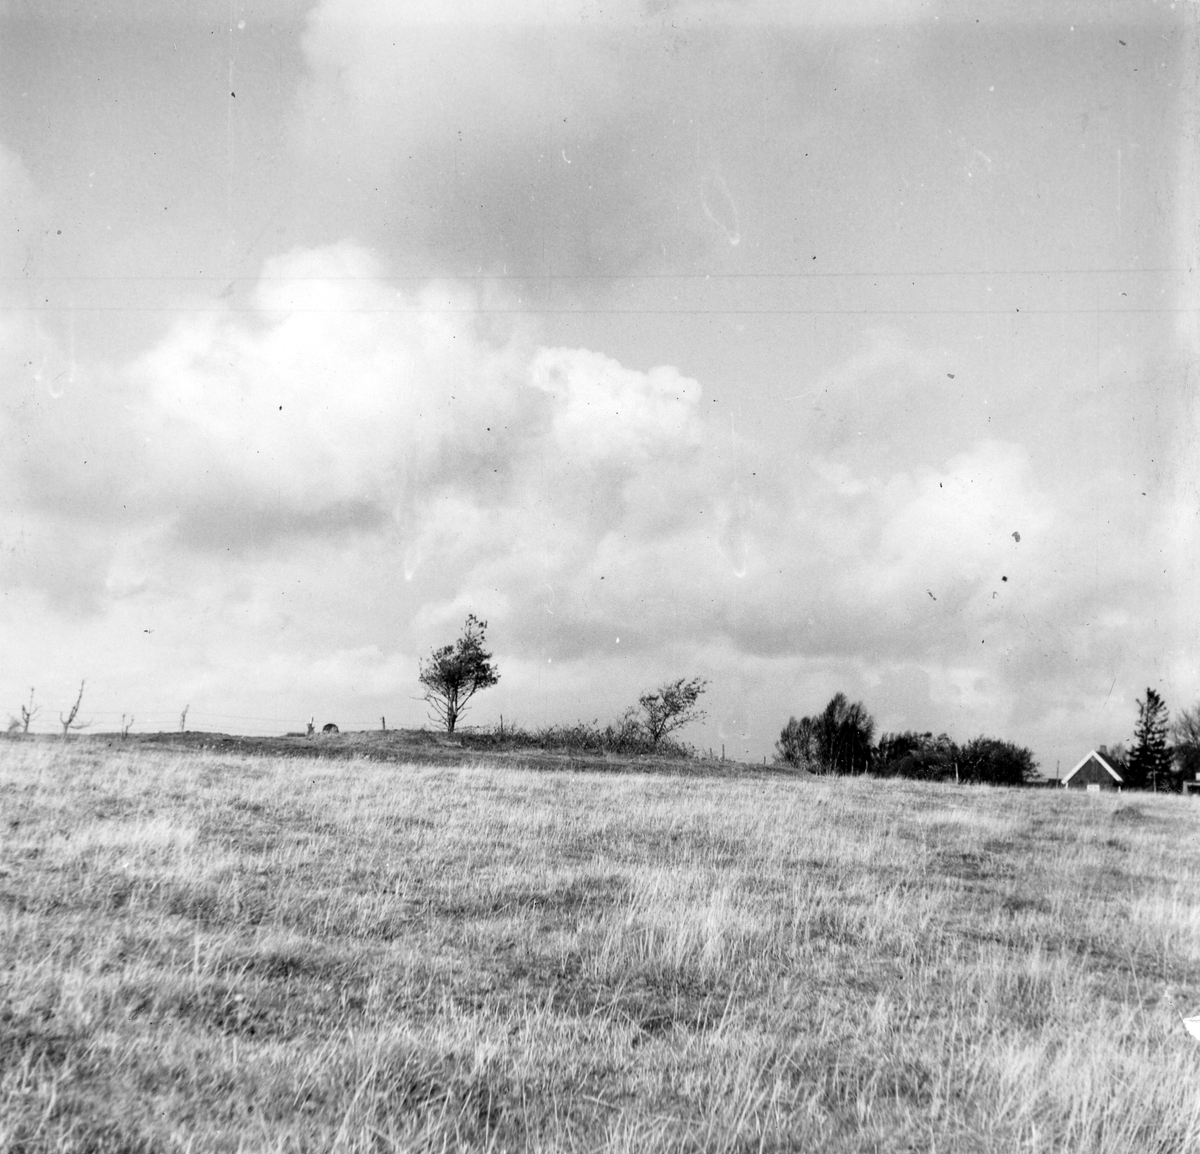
[1165,991,1200,1038]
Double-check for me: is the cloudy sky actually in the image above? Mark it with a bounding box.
[2,0,1196,772]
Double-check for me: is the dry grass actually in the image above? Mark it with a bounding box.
[2,740,1200,1152]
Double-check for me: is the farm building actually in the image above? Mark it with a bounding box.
[1061,750,1123,792]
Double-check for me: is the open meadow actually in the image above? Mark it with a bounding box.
[2,738,1200,1153]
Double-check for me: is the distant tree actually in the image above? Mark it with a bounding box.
[957,736,1039,786]
[1128,688,1172,791]
[875,731,957,781]
[874,730,1038,786]
[780,693,875,775]
[59,680,91,740]
[775,715,820,770]
[636,677,709,749]
[1172,702,1200,787]
[418,614,500,734]
[8,688,40,736]
[815,692,875,775]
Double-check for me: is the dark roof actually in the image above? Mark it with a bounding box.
[1061,750,1123,785]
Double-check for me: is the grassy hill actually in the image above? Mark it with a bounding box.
[2,736,1199,1152]
[93,726,778,777]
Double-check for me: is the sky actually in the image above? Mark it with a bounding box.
[1,0,1197,773]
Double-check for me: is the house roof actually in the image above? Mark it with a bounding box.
[1061,749,1123,785]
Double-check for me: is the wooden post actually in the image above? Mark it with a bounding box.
[381,716,386,732]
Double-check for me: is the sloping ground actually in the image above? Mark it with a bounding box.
[2,743,1198,1153]
[69,727,799,779]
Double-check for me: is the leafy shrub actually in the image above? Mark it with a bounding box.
[461,714,693,758]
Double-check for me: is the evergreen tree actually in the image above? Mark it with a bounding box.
[1128,688,1172,791]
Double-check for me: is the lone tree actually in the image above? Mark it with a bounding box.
[636,677,709,749]
[59,680,91,741]
[1128,687,1172,791]
[8,688,40,735]
[418,614,500,734]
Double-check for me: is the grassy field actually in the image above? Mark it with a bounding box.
[2,739,1200,1152]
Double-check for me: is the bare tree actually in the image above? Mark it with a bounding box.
[120,714,134,739]
[59,681,91,740]
[418,614,500,734]
[9,688,40,735]
[636,677,709,749]
[1172,701,1200,785]
[180,704,189,733]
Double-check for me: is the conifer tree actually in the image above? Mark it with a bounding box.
[1128,688,1172,791]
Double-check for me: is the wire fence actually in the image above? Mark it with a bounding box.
[5,707,408,738]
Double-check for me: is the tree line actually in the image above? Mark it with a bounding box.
[17,612,1193,790]
[776,688,1200,790]
[774,692,1038,785]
